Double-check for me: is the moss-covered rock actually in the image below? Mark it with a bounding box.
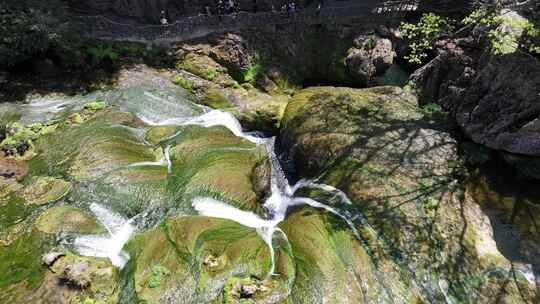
[0,178,23,204]
[48,252,119,301]
[0,229,54,302]
[279,86,537,302]
[29,108,154,181]
[22,177,71,206]
[168,125,269,212]
[280,207,417,303]
[145,126,178,146]
[176,52,233,85]
[84,100,107,111]
[122,216,290,303]
[35,205,105,235]
[203,87,235,110]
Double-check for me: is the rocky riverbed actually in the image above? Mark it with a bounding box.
[1,5,539,303]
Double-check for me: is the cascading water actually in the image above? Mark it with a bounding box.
[128,145,172,173]
[74,203,135,268]
[59,75,364,278]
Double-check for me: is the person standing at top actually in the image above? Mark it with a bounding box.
[217,0,223,15]
[160,10,168,25]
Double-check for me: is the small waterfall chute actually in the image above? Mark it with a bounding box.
[74,203,136,268]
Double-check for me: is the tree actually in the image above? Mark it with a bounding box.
[0,0,70,67]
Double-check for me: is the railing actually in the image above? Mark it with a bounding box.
[75,1,421,44]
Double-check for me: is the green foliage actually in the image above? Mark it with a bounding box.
[147,265,170,288]
[421,102,447,120]
[86,45,120,65]
[462,9,539,55]
[205,68,218,81]
[400,13,455,64]
[172,75,195,93]
[84,100,108,111]
[0,0,70,66]
[243,61,262,83]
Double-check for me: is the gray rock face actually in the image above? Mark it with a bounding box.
[42,251,66,267]
[0,71,8,84]
[345,35,395,86]
[63,261,91,288]
[455,54,540,156]
[410,32,540,178]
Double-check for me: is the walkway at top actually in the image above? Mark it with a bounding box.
[76,1,421,44]
[75,0,536,45]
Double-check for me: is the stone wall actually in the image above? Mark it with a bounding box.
[69,0,318,23]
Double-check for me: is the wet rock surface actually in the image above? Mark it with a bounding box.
[0,40,538,303]
[280,85,538,302]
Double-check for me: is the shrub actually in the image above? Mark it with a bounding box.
[147,265,170,288]
[85,45,120,65]
[0,0,71,67]
[400,13,455,64]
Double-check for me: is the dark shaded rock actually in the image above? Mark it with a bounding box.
[0,159,29,180]
[502,152,540,179]
[418,0,473,14]
[410,18,540,178]
[0,71,8,84]
[33,59,61,77]
[409,38,477,107]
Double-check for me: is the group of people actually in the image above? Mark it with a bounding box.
[159,0,325,26]
[215,0,239,16]
[203,0,239,17]
[278,2,299,13]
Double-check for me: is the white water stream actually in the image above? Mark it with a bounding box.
[74,203,135,268]
[73,106,360,274]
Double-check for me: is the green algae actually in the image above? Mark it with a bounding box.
[29,108,154,181]
[0,230,52,292]
[22,176,72,205]
[35,205,106,234]
[172,74,196,93]
[145,126,178,146]
[203,88,235,110]
[84,100,108,111]
[167,125,268,212]
[122,216,287,303]
[0,195,32,230]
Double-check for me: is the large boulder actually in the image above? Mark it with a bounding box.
[346,35,395,86]
[410,13,540,178]
[168,125,270,211]
[34,205,106,235]
[279,86,537,302]
[22,177,72,206]
[29,108,155,181]
[121,216,289,303]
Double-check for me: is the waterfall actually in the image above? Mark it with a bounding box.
[128,145,172,173]
[187,116,363,276]
[74,104,361,275]
[74,203,136,268]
